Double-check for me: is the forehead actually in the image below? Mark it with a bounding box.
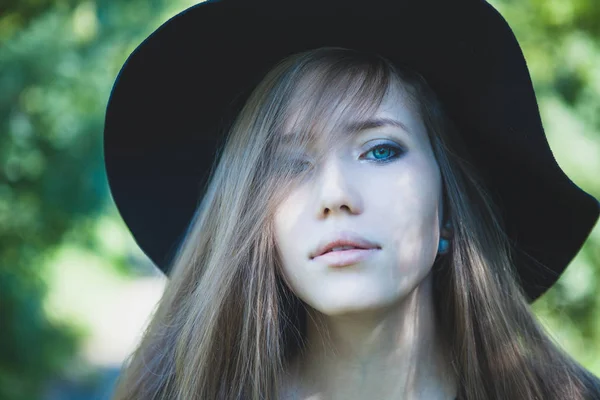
[280,116,413,145]
[279,82,420,148]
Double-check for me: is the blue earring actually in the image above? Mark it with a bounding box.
[438,238,450,254]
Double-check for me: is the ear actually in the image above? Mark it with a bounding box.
[439,194,452,239]
[440,219,453,239]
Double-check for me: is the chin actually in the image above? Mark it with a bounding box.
[309,293,401,317]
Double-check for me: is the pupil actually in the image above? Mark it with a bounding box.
[375,148,389,158]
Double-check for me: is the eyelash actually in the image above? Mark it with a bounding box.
[291,142,404,171]
[362,143,405,163]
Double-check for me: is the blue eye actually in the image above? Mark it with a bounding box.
[290,159,312,172]
[363,143,404,163]
[287,142,404,172]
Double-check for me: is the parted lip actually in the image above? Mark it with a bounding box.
[310,231,381,259]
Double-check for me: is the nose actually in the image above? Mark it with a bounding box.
[314,156,363,219]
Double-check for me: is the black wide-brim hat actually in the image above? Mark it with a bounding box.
[103,0,599,303]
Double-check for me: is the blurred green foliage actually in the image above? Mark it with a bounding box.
[0,0,599,399]
[0,0,181,398]
[490,0,600,373]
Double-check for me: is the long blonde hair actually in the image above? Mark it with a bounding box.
[111,47,600,399]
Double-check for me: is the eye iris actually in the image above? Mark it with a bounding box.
[373,146,393,159]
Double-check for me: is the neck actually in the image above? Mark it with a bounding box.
[286,272,457,400]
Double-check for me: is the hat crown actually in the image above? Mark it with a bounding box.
[210,0,471,14]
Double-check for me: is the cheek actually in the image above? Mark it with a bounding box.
[381,164,442,271]
[273,192,308,273]
[274,190,306,240]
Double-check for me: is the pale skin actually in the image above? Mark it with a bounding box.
[274,83,458,400]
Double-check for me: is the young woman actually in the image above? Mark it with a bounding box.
[103,0,600,399]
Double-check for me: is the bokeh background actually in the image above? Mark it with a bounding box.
[1,0,599,399]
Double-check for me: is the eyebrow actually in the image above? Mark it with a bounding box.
[345,117,411,135]
[281,117,411,145]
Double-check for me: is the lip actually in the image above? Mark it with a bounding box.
[312,248,379,267]
[310,231,381,259]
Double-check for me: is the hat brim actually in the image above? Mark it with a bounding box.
[103,0,600,302]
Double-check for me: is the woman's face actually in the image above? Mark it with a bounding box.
[273,83,444,316]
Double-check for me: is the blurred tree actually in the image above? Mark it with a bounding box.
[491,0,600,373]
[0,0,176,398]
